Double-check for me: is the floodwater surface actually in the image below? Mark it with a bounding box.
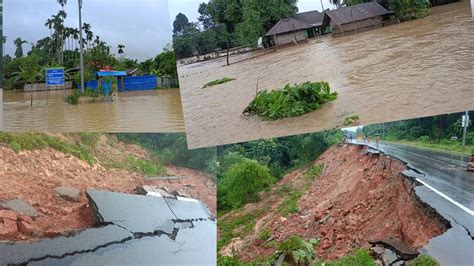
[3,89,185,132]
[178,2,474,148]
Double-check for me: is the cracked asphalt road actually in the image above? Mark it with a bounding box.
[0,190,216,265]
[351,141,474,266]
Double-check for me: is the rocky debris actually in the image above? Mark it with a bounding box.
[369,238,418,261]
[0,199,38,217]
[54,186,81,202]
[138,185,175,198]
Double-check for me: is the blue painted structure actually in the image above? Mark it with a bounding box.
[78,75,158,92]
[45,68,65,86]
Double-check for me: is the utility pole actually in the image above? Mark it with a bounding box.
[462,111,469,150]
[78,0,85,93]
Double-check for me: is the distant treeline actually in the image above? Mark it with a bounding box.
[361,111,473,144]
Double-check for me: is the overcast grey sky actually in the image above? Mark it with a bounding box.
[168,0,335,25]
[5,0,172,61]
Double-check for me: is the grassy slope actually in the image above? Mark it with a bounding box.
[386,139,474,156]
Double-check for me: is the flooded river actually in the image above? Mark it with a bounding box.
[3,89,185,132]
[179,2,474,148]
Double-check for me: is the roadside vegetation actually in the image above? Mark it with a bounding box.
[410,254,440,266]
[361,111,474,155]
[243,82,337,120]
[314,249,376,266]
[202,77,235,88]
[0,132,96,165]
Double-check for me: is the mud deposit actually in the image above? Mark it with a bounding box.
[0,134,215,243]
[221,144,449,262]
[179,2,474,148]
[3,89,185,132]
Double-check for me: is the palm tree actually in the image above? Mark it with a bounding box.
[2,36,6,56]
[117,44,125,58]
[13,37,27,58]
[82,23,93,49]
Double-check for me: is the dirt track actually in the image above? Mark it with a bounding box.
[220,144,448,261]
[0,135,216,243]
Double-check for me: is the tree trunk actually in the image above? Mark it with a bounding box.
[226,40,230,66]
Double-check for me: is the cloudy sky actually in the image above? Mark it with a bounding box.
[5,0,173,61]
[168,0,336,24]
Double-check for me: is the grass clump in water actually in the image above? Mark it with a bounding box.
[343,115,360,126]
[202,77,235,88]
[65,88,101,105]
[243,81,337,120]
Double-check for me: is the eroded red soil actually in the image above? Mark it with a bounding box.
[229,144,448,262]
[0,135,215,242]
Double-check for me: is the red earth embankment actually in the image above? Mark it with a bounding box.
[226,144,448,262]
[0,134,216,243]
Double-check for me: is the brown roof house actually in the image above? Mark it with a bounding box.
[265,10,325,46]
[322,2,393,34]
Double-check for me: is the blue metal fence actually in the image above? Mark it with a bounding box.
[77,75,158,92]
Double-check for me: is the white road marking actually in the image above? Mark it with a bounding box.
[416,178,474,216]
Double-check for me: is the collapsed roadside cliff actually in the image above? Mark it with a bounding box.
[219,144,449,262]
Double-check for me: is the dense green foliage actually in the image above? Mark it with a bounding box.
[116,133,217,174]
[218,158,275,209]
[388,0,430,20]
[65,88,100,105]
[3,1,178,90]
[243,82,337,120]
[314,249,376,266]
[202,77,235,88]
[217,130,343,210]
[172,0,298,59]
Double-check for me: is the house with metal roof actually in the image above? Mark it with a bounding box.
[265,10,325,47]
[322,2,393,34]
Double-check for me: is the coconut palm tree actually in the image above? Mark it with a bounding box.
[2,36,6,56]
[82,23,93,49]
[14,37,27,58]
[117,44,125,57]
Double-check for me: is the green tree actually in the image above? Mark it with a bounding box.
[84,43,116,71]
[14,37,27,58]
[173,13,192,36]
[14,54,41,105]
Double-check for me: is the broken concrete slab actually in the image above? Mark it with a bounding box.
[54,187,81,202]
[86,189,177,234]
[369,237,418,260]
[138,185,175,198]
[0,198,38,217]
[163,196,214,221]
[0,225,132,265]
[29,220,217,266]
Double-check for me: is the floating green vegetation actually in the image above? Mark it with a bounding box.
[343,115,360,126]
[202,77,236,88]
[243,81,337,120]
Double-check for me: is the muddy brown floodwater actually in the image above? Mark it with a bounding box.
[3,89,185,132]
[179,2,474,149]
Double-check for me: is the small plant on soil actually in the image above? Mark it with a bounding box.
[314,249,376,266]
[9,141,21,153]
[277,191,304,217]
[243,81,337,120]
[259,228,272,241]
[343,115,360,126]
[303,164,323,180]
[410,254,440,266]
[202,77,235,88]
[276,236,319,265]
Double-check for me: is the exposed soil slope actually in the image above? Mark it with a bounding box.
[220,144,448,262]
[0,134,215,243]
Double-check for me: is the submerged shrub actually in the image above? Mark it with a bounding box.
[243,81,337,120]
[65,89,81,105]
[202,77,236,88]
